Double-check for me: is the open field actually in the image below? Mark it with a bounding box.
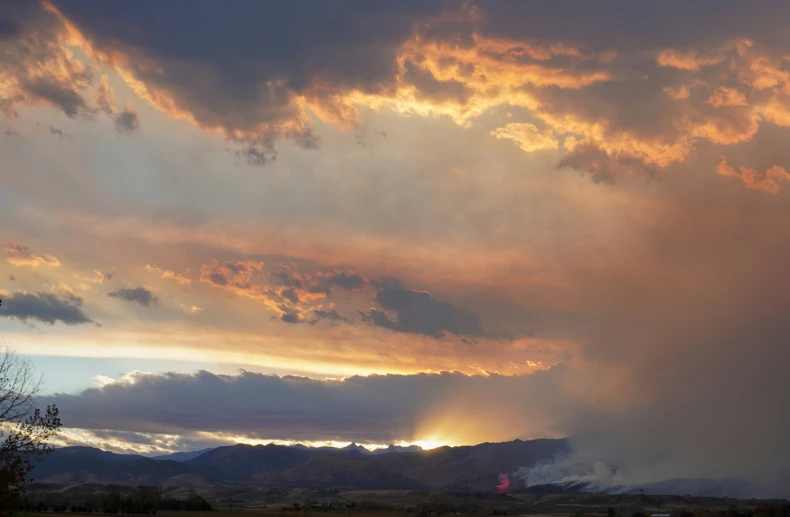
[19,486,790,517]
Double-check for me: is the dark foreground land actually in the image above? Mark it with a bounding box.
[20,485,790,517]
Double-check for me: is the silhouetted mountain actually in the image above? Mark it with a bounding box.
[252,455,426,489]
[371,444,424,455]
[187,444,314,477]
[31,447,231,485]
[287,442,424,455]
[153,448,215,462]
[32,438,569,490]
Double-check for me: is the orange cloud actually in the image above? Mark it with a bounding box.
[144,264,191,285]
[3,242,61,268]
[490,123,559,152]
[705,87,748,107]
[657,49,727,71]
[716,157,790,194]
[0,7,94,119]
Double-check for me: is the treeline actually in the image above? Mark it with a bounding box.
[279,501,476,515]
[576,504,790,517]
[20,487,212,514]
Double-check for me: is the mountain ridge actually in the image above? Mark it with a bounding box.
[31,439,766,497]
[32,438,569,491]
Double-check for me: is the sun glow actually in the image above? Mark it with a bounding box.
[409,439,448,451]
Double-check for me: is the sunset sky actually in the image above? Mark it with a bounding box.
[2,0,790,491]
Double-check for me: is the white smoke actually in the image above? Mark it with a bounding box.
[516,454,625,491]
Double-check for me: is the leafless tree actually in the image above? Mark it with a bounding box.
[0,344,61,515]
[0,346,42,425]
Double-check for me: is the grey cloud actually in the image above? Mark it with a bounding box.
[310,308,348,324]
[47,366,577,444]
[60,428,231,456]
[324,271,365,290]
[280,312,300,324]
[475,1,790,52]
[236,144,277,166]
[114,108,139,133]
[281,288,300,304]
[47,1,450,148]
[0,18,20,39]
[363,286,484,338]
[369,276,404,290]
[557,143,657,184]
[49,126,71,138]
[0,291,93,325]
[107,286,159,307]
[22,77,89,119]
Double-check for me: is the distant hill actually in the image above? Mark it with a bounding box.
[31,438,569,490]
[153,448,215,462]
[31,447,231,485]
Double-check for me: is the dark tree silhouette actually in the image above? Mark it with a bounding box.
[0,346,62,516]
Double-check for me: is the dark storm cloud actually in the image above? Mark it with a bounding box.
[47,366,578,444]
[107,286,159,307]
[363,286,484,338]
[0,18,20,39]
[0,291,92,325]
[474,1,790,51]
[114,108,139,133]
[50,0,452,144]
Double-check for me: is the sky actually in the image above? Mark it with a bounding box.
[1,0,790,495]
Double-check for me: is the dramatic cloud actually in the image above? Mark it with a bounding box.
[107,286,159,307]
[5,0,790,499]
[3,243,61,268]
[47,366,579,445]
[47,1,451,149]
[199,260,370,325]
[0,290,92,325]
[0,3,94,119]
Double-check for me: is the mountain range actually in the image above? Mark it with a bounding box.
[31,439,568,491]
[31,439,762,497]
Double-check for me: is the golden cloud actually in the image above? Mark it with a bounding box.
[716,157,790,194]
[3,242,61,268]
[490,123,559,152]
[144,264,191,285]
